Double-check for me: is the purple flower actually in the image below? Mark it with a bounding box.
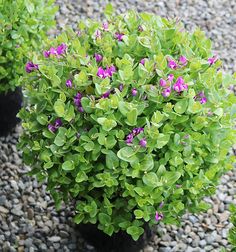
[106,65,116,77]
[155,211,164,222]
[139,138,147,147]
[140,58,146,65]
[25,62,38,73]
[162,87,171,97]
[48,124,56,133]
[101,90,111,99]
[126,133,134,144]
[54,119,62,128]
[56,43,67,55]
[49,47,57,55]
[66,79,72,88]
[167,74,174,82]
[95,29,101,39]
[176,184,182,188]
[43,50,50,58]
[94,53,103,62]
[132,127,144,136]
[159,78,167,87]
[179,55,188,65]
[119,84,124,92]
[102,22,109,30]
[173,76,188,93]
[97,67,105,78]
[74,92,83,108]
[208,55,218,65]
[159,202,164,208]
[200,97,207,104]
[168,59,178,69]
[131,88,138,96]
[115,32,124,41]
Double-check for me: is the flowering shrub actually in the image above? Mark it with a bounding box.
[0,0,57,92]
[19,6,236,241]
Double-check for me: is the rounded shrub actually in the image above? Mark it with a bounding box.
[19,6,236,240]
[0,0,58,92]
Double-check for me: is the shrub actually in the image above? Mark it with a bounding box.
[228,204,236,251]
[18,6,236,240]
[0,0,58,92]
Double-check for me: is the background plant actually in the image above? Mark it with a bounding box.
[0,0,58,92]
[19,5,236,240]
[228,204,236,251]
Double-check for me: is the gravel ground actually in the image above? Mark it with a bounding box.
[1,0,236,251]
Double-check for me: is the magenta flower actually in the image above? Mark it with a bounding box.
[25,62,38,73]
[97,67,105,78]
[131,88,138,96]
[179,55,188,66]
[115,32,124,41]
[94,53,103,62]
[159,78,167,87]
[167,74,174,82]
[102,22,109,30]
[208,55,218,65]
[126,127,144,145]
[162,87,171,97]
[140,58,146,65]
[106,65,116,77]
[49,47,57,55]
[66,79,72,88]
[200,97,207,104]
[139,138,147,147]
[168,59,178,69]
[159,202,164,208]
[155,211,164,222]
[56,43,67,55]
[173,76,188,93]
[43,50,50,58]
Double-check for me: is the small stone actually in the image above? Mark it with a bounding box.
[59,230,69,238]
[206,234,215,244]
[199,239,206,248]
[48,236,61,243]
[189,215,198,224]
[218,211,230,222]
[27,208,34,220]
[144,245,154,252]
[0,206,9,214]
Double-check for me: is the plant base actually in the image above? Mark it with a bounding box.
[77,223,152,252]
[0,87,22,136]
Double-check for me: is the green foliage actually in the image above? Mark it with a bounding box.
[18,8,236,241]
[228,204,236,251]
[0,0,57,92]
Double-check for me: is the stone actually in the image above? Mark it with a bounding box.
[0,206,9,214]
[48,236,61,243]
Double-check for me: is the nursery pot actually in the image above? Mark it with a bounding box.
[77,223,152,252]
[0,87,23,136]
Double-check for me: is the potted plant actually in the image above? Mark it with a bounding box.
[0,0,57,136]
[18,5,236,251]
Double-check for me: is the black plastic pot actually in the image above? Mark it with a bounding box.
[77,223,153,252]
[0,87,23,136]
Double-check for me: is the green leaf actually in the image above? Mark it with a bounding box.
[117,147,138,163]
[163,171,181,186]
[134,210,144,219]
[127,226,144,241]
[25,0,35,13]
[143,172,160,188]
[64,105,75,122]
[84,141,95,152]
[97,117,117,131]
[76,171,88,183]
[54,100,65,117]
[54,128,67,146]
[74,213,84,224]
[126,108,138,126]
[188,99,202,114]
[98,213,111,225]
[81,97,93,113]
[106,151,119,169]
[104,3,114,16]
[174,99,188,114]
[62,160,75,171]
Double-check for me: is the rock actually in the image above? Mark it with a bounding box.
[0,206,9,214]
[144,245,154,252]
[48,236,61,243]
[199,239,207,248]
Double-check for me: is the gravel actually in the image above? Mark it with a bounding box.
[1,0,236,251]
